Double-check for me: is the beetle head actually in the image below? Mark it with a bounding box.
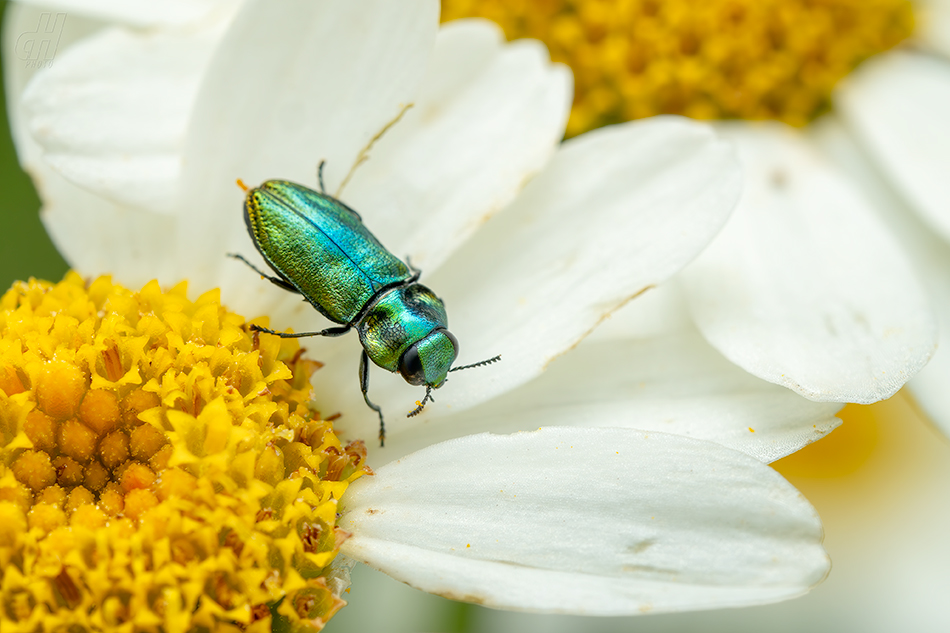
[398,328,458,389]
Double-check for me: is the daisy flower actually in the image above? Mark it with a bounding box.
[1,0,907,628]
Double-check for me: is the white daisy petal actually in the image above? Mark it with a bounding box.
[813,116,950,439]
[20,25,220,212]
[681,123,936,404]
[35,164,181,287]
[343,19,572,272]
[906,254,950,439]
[381,328,842,464]
[584,279,696,342]
[177,0,439,307]
[12,0,234,27]
[421,117,741,411]
[836,51,950,243]
[339,427,829,615]
[3,5,104,167]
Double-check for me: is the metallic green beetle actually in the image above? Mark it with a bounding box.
[230,173,499,445]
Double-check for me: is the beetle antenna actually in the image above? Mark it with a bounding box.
[449,354,501,373]
[317,160,327,194]
[407,386,433,418]
[336,102,414,198]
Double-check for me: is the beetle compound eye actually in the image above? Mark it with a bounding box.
[399,344,427,386]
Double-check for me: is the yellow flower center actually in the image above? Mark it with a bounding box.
[0,273,369,632]
[441,0,915,135]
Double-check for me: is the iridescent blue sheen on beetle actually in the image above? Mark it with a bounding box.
[231,176,498,445]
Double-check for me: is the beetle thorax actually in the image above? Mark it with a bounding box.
[356,283,451,375]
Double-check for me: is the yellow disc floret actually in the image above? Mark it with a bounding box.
[0,273,369,632]
[441,0,915,135]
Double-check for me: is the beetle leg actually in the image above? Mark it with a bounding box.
[228,253,300,294]
[317,159,327,194]
[250,324,351,338]
[405,256,422,280]
[360,350,386,446]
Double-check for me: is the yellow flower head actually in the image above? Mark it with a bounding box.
[0,273,369,632]
[442,0,915,135]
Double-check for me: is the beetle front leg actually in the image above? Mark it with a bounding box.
[228,253,300,294]
[250,324,351,338]
[360,350,386,447]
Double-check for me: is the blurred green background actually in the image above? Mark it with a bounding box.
[0,0,69,292]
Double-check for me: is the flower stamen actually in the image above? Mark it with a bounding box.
[442,0,916,134]
[0,273,369,631]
